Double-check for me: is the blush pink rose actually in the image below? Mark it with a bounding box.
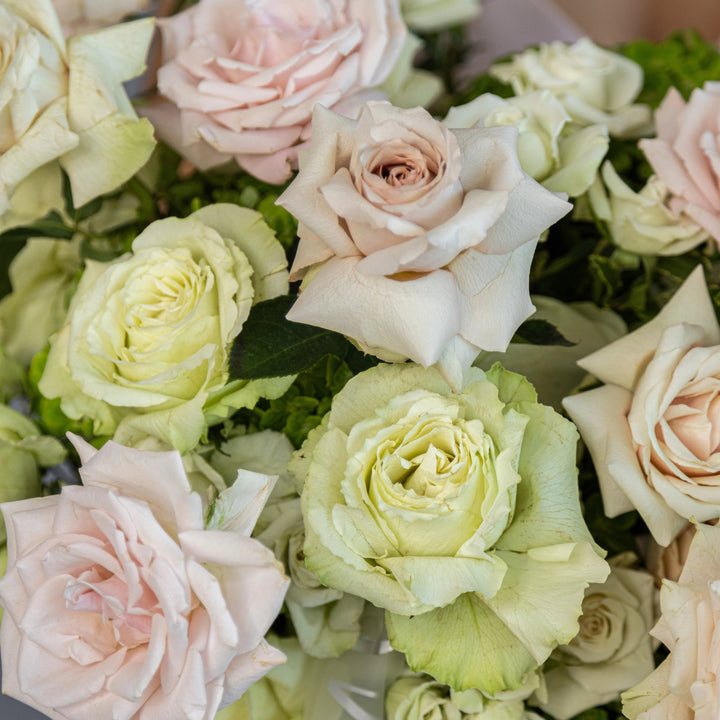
[0,435,289,720]
[640,83,720,244]
[279,101,571,388]
[146,0,407,184]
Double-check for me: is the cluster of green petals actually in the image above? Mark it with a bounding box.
[298,363,609,693]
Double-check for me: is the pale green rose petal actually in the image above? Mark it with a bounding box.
[0,163,64,233]
[484,363,538,405]
[287,592,364,658]
[382,33,443,110]
[485,543,610,664]
[400,0,481,31]
[60,112,156,207]
[386,592,538,694]
[204,376,296,427]
[0,348,24,402]
[622,658,672,720]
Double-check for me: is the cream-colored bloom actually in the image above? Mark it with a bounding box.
[640,83,720,246]
[0,404,66,544]
[490,38,652,138]
[0,0,155,224]
[589,161,710,256]
[623,523,720,720]
[39,204,292,452]
[280,101,570,389]
[0,434,289,720]
[538,556,656,719]
[297,362,608,693]
[52,0,150,36]
[400,0,481,31]
[475,295,626,411]
[564,266,720,546]
[445,91,608,198]
[146,0,406,185]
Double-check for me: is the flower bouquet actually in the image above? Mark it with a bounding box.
[1,1,720,719]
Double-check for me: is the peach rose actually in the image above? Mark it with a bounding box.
[564,266,720,546]
[279,101,571,387]
[623,523,720,720]
[146,0,406,184]
[640,83,720,246]
[0,434,289,720]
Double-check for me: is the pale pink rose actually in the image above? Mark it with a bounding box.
[146,0,407,184]
[0,434,289,720]
[640,83,720,245]
[279,101,571,388]
[564,266,720,547]
[623,523,720,720]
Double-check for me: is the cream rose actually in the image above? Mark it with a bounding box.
[0,434,289,720]
[279,101,571,388]
[538,556,656,720]
[589,161,710,256]
[0,0,155,224]
[490,38,652,138]
[38,204,291,452]
[52,0,150,36]
[146,0,407,185]
[445,90,609,198]
[640,83,720,246]
[623,523,720,720]
[564,266,720,546]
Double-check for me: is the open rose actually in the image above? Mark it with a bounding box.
[623,523,720,720]
[564,266,720,546]
[146,0,406,184]
[0,434,289,720]
[279,101,571,388]
[640,83,720,246]
[0,0,155,224]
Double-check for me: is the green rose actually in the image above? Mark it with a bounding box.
[39,203,292,452]
[297,363,608,692]
[0,403,66,543]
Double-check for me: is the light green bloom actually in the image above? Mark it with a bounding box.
[297,362,609,693]
[445,91,609,198]
[589,161,710,256]
[387,675,544,720]
[400,0,481,31]
[0,403,66,543]
[39,204,292,452]
[474,295,626,411]
[0,0,155,225]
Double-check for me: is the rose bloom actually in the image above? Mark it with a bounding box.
[0,0,155,225]
[39,204,291,453]
[279,101,571,388]
[0,434,289,720]
[623,523,720,720]
[52,0,150,36]
[399,0,481,31]
[296,362,608,693]
[146,0,407,184]
[490,38,652,138]
[564,266,720,547]
[640,83,720,246]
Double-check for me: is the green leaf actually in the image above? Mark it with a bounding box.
[0,213,74,241]
[513,318,574,347]
[229,295,352,379]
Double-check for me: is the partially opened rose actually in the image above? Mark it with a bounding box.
[280,101,571,388]
[39,204,291,452]
[0,0,155,224]
[623,523,720,719]
[640,83,720,245]
[0,434,289,720]
[296,362,608,693]
[564,266,720,546]
[146,0,406,184]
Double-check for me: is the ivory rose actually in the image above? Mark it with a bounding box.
[623,523,720,720]
[38,204,292,452]
[296,362,608,693]
[563,266,720,546]
[0,0,155,225]
[147,0,407,185]
[279,101,571,388]
[0,434,289,720]
[52,0,150,36]
[490,38,652,138]
[640,83,720,246]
